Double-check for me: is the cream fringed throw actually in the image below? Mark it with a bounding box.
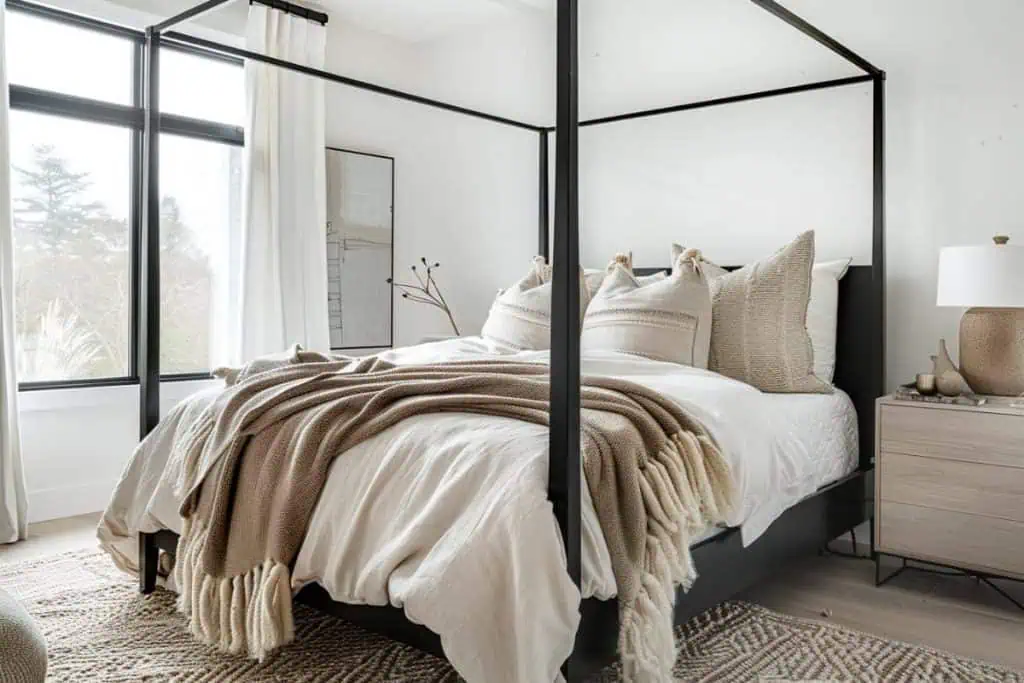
[172,350,733,682]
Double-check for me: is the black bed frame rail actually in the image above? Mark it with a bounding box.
[127,0,886,679]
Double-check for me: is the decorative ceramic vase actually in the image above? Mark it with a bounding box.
[932,339,968,397]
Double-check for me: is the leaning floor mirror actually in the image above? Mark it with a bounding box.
[325,148,395,350]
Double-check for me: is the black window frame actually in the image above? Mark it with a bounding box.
[8,0,243,391]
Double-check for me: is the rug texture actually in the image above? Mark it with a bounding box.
[0,549,1020,682]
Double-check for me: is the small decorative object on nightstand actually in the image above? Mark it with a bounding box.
[937,235,1024,396]
[874,395,1024,608]
[931,339,966,397]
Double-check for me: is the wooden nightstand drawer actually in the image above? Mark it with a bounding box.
[879,403,1024,469]
[879,451,1024,523]
[878,501,1024,580]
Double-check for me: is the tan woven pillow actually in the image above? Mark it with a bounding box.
[481,256,590,351]
[581,246,713,367]
[707,231,832,393]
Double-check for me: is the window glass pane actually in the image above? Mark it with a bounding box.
[6,11,133,105]
[9,111,132,381]
[160,135,242,374]
[160,49,245,126]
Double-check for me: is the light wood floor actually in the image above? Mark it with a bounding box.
[2,515,1023,672]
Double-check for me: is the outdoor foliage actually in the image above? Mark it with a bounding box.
[12,144,214,381]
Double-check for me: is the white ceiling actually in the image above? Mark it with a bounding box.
[320,0,550,43]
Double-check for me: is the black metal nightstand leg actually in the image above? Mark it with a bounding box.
[875,553,907,587]
[979,576,1024,611]
[868,516,876,559]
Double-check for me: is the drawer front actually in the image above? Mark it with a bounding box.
[880,404,1024,469]
[879,451,1024,523]
[878,501,1024,579]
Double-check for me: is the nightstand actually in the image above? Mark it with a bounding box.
[874,396,1024,592]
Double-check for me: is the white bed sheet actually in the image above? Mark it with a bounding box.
[98,337,859,682]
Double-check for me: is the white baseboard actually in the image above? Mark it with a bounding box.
[28,482,111,524]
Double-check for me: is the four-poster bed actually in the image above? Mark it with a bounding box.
[129,0,886,679]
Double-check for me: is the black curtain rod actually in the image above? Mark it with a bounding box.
[250,0,328,26]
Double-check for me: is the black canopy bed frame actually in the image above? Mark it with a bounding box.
[130,0,886,679]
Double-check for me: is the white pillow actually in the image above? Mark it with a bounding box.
[480,257,589,351]
[581,246,712,367]
[807,258,852,383]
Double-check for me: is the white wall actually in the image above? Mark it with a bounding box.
[784,0,1024,390]
[320,17,543,344]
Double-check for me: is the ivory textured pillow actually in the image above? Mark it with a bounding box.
[708,231,832,393]
[807,258,852,382]
[581,246,712,367]
[480,256,589,351]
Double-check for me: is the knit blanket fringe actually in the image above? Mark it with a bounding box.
[619,433,731,682]
[174,517,294,661]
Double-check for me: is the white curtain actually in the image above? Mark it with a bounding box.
[0,2,28,544]
[220,5,329,364]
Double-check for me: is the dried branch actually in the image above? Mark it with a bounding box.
[387,258,460,336]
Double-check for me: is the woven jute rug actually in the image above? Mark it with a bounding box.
[0,548,1020,682]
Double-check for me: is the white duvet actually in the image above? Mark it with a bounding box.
[98,337,856,683]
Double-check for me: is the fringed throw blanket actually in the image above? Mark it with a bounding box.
[172,348,733,682]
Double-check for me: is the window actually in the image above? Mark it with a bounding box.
[6,5,244,387]
[6,10,134,105]
[160,135,242,375]
[161,49,246,126]
[9,112,132,382]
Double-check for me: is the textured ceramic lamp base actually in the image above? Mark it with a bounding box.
[959,307,1024,396]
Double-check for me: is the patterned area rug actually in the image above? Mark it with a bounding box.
[0,549,1020,682]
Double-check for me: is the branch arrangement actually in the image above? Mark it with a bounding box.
[387,257,461,336]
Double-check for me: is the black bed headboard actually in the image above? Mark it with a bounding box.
[635,264,884,470]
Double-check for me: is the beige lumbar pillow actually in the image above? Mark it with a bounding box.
[481,256,590,351]
[581,246,713,367]
[707,231,832,393]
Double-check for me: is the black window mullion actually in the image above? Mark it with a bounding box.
[9,86,143,129]
[160,114,243,147]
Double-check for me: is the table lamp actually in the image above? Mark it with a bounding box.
[937,235,1024,396]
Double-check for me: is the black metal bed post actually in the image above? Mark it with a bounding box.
[550,0,581,678]
[138,27,161,439]
[871,73,887,458]
[538,130,550,259]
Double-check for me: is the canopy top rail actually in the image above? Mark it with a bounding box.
[147,0,883,133]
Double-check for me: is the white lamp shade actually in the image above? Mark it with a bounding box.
[937,243,1024,308]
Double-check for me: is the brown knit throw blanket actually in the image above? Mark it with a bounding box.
[171,350,733,682]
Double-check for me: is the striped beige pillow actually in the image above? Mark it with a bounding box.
[480,256,590,351]
[581,246,713,367]
[708,231,832,393]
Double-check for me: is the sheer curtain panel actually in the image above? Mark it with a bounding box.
[221,4,329,364]
[0,1,28,544]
